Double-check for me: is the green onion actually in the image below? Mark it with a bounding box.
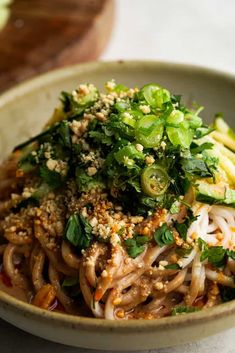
[140,84,171,108]
[135,115,164,148]
[166,121,194,148]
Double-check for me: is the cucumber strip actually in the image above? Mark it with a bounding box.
[211,131,235,152]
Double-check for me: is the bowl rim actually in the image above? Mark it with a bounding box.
[1,59,235,332]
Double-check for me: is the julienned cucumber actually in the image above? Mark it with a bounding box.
[196,181,235,207]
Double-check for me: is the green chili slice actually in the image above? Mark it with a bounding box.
[141,164,170,197]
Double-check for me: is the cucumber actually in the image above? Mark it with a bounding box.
[196,181,235,207]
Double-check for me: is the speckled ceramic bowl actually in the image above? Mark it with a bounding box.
[0,61,235,351]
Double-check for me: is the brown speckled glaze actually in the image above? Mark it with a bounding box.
[0,61,235,350]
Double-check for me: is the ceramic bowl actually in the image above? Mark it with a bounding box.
[0,61,235,351]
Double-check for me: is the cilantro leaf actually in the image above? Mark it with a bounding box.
[165,263,181,270]
[227,250,235,260]
[190,142,214,155]
[175,209,197,241]
[64,214,93,251]
[89,130,113,146]
[198,238,227,267]
[39,165,63,189]
[62,277,79,287]
[172,306,200,316]
[124,235,149,258]
[57,121,71,148]
[154,223,174,247]
[181,158,213,178]
[75,168,104,192]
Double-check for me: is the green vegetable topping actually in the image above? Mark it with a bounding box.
[64,214,93,251]
[198,238,235,267]
[124,235,149,258]
[154,223,174,247]
[135,115,164,148]
[141,165,170,197]
[140,84,171,108]
[172,306,200,316]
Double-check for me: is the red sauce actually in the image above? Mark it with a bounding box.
[0,265,12,287]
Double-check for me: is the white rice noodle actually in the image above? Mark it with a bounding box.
[187,203,235,249]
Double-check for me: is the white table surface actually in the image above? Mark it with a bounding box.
[1,0,235,352]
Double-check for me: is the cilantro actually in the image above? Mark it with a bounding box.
[165,263,181,270]
[190,142,214,155]
[75,168,104,192]
[13,125,57,152]
[89,130,113,146]
[172,306,200,316]
[227,250,235,260]
[12,197,39,212]
[194,126,214,139]
[124,235,149,258]
[57,121,71,148]
[128,178,141,193]
[198,238,227,267]
[175,209,197,241]
[64,214,93,251]
[154,223,174,247]
[62,277,80,297]
[198,239,235,267]
[39,165,63,189]
[62,277,79,287]
[181,158,214,178]
[176,246,193,257]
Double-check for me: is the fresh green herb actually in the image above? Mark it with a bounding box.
[89,130,113,146]
[226,250,235,260]
[75,169,104,192]
[13,125,57,152]
[198,239,235,267]
[62,277,79,287]
[175,210,197,241]
[172,306,200,316]
[57,121,71,148]
[190,142,214,155]
[124,235,149,258]
[176,246,193,257]
[154,223,174,247]
[198,238,226,267]
[181,158,214,178]
[194,126,214,139]
[64,214,93,251]
[39,165,63,189]
[62,277,80,297]
[164,263,181,270]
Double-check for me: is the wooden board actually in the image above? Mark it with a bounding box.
[0,0,114,93]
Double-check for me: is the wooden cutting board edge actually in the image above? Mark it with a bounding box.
[0,0,115,93]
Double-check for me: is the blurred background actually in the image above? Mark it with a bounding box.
[103,0,235,74]
[0,0,235,93]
